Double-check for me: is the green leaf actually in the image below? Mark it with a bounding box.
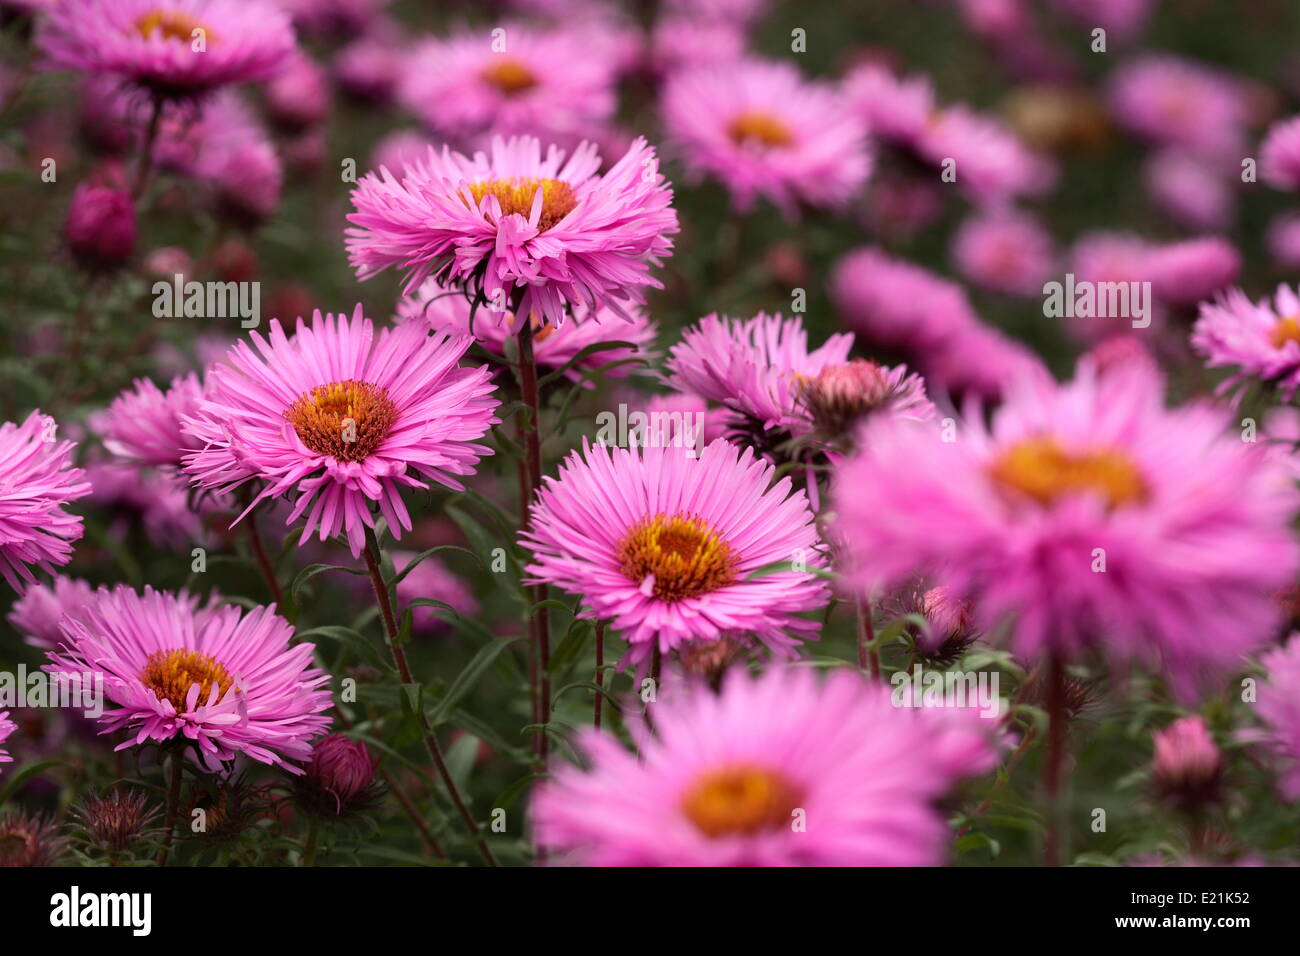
[428,636,524,726]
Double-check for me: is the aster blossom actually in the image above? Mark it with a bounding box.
[398,23,618,146]
[521,439,830,666]
[666,312,854,435]
[1252,638,1300,801]
[346,135,678,329]
[45,585,332,771]
[37,0,296,99]
[182,306,499,557]
[1191,284,1300,400]
[7,574,97,649]
[532,666,993,866]
[0,710,14,771]
[661,58,870,216]
[834,358,1300,697]
[97,373,203,467]
[0,411,92,590]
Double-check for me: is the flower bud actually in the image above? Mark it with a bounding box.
[65,182,135,271]
[1152,716,1222,811]
[297,734,382,818]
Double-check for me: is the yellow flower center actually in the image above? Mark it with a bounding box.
[284,379,398,463]
[1271,315,1300,348]
[616,512,738,602]
[989,436,1148,510]
[464,178,577,231]
[728,111,795,148]
[680,765,802,839]
[135,9,210,43]
[140,649,235,710]
[480,57,539,95]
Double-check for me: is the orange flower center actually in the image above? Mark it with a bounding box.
[285,379,398,463]
[135,9,210,43]
[616,512,738,602]
[140,649,235,710]
[680,765,802,839]
[464,177,577,231]
[990,436,1148,510]
[480,58,539,95]
[1271,315,1300,348]
[728,111,795,148]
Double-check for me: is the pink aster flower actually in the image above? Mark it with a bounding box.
[533,666,992,866]
[661,58,870,216]
[0,711,14,770]
[918,105,1055,204]
[1107,55,1246,159]
[829,246,981,353]
[1254,637,1300,800]
[1051,0,1156,42]
[1065,231,1164,342]
[835,358,1300,697]
[396,279,656,384]
[368,129,436,178]
[398,23,618,147]
[45,585,331,771]
[85,462,205,550]
[183,306,499,557]
[951,208,1056,296]
[1268,214,1300,270]
[96,373,203,468]
[924,323,1046,402]
[842,63,935,148]
[7,575,97,650]
[1260,115,1300,191]
[521,439,830,667]
[391,550,480,636]
[1144,150,1234,231]
[666,313,854,435]
[37,0,296,100]
[1151,716,1223,810]
[1192,284,1300,400]
[1147,237,1241,309]
[0,411,91,590]
[647,17,745,77]
[346,135,677,329]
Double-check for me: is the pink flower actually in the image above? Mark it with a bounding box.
[1151,716,1222,810]
[182,306,500,557]
[296,733,381,817]
[918,106,1054,203]
[1107,55,1246,159]
[391,550,480,635]
[799,359,936,441]
[1144,150,1234,231]
[646,17,745,76]
[1192,284,1300,400]
[7,575,97,650]
[666,313,854,435]
[368,129,436,177]
[1254,638,1300,800]
[924,323,1045,401]
[65,183,135,271]
[1268,214,1300,269]
[521,439,830,667]
[842,63,935,148]
[1065,231,1163,342]
[276,0,385,40]
[533,666,992,866]
[0,711,14,771]
[830,247,980,353]
[1051,0,1156,42]
[1147,237,1241,308]
[264,51,329,131]
[951,208,1055,296]
[0,411,91,590]
[835,358,1299,697]
[396,279,656,384]
[661,58,870,216]
[397,23,618,146]
[1260,115,1300,191]
[45,585,332,771]
[97,374,203,468]
[85,462,205,550]
[37,0,296,99]
[346,135,678,329]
